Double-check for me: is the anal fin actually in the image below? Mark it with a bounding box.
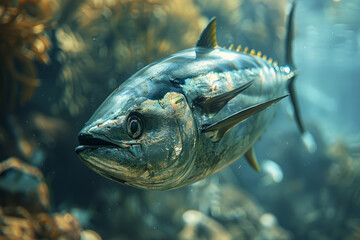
[244,147,260,171]
[194,80,254,114]
[201,95,288,141]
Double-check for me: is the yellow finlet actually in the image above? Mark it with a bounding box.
[230,44,276,66]
[244,147,260,172]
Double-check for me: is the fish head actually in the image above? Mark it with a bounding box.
[75,76,197,190]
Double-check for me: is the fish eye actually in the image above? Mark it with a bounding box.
[126,113,143,139]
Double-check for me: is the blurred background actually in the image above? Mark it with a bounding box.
[1,0,359,239]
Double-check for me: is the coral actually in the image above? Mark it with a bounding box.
[0,206,102,240]
[0,157,49,213]
[185,182,291,240]
[0,0,53,109]
[0,157,102,240]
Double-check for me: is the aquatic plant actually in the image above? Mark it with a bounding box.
[0,0,53,109]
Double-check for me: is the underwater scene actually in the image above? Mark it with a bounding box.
[1,0,360,239]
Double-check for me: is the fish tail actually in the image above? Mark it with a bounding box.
[285,2,317,153]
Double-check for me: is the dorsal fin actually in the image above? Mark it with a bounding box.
[201,95,288,141]
[195,17,218,48]
[193,80,254,114]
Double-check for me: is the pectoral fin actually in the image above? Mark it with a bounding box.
[201,95,288,140]
[244,147,260,171]
[194,80,254,114]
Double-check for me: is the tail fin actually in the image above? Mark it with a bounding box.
[285,2,317,153]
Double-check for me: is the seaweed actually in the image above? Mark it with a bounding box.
[0,0,53,109]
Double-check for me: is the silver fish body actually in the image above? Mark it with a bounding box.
[75,7,306,190]
[75,46,290,190]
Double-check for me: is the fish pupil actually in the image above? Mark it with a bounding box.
[130,121,138,134]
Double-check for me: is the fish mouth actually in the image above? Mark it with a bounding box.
[75,132,147,185]
[79,153,128,184]
[75,133,120,153]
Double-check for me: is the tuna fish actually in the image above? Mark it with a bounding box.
[75,3,314,190]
